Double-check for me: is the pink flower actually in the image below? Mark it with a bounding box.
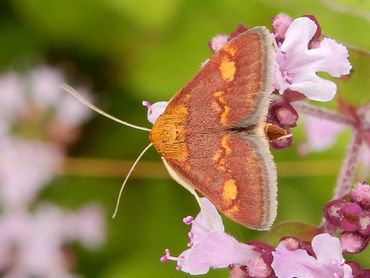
[161,198,257,275]
[0,137,63,210]
[340,232,369,253]
[29,66,65,109]
[272,13,292,42]
[274,17,351,102]
[0,204,105,277]
[351,182,370,209]
[54,86,92,127]
[142,101,168,124]
[299,115,346,154]
[0,73,25,135]
[299,115,370,179]
[209,34,229,53]
[64,205,105,249]
[272,233,353,278]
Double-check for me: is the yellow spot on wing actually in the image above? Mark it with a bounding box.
[222,179,237,201]
[220,105,230,126]
[213,91,225,100]
[223,44,236,57]
[226,205,239,216]
[211,101,222,113]
[212,150,222,162]
[221,135,232,155]
[219,57,236,82]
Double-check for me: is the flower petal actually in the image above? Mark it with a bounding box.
[272,13,292,42]
[289,72,337,102]
[301,115,345,152]
[191,198,224,244]
[272,243,321,278]
[142,101,168,124]
[311,233,344,265]
[315,38,351,77]
[280,17,317,54]
[179,231,257,275]
[209,34,229,53]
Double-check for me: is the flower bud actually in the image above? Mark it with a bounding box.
[323,199,346,227]
[350,182,370,209]
[340,232,369,253]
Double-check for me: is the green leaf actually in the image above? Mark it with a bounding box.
[336,48,370,107]
[261,221,321,246]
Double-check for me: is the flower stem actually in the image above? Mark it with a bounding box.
[292,101,355,126]
[334,132,362,198]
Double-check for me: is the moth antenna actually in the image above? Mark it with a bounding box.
[61,83,151,132]
[112,142,153,218]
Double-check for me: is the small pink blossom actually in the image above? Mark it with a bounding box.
[0,72,26,124]
[299,115,370,180]
[246,257,272,277]
[272,13,292,42]
[54,87,92,127]
[340,232,368,253]
[0,137,63,210]
[0,204,104,277]
[29,66,65,109]
[142,101,168,124]
[64,205,105,249]
[274,16,351,102]
[351,182,370,209]
[272,233,353,278]
[161,198,257,275]
[299,115,346,154]
[209,34,229,53]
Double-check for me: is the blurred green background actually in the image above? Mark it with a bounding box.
[1,0,369,277]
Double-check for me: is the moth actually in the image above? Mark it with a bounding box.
[63,26,277,230]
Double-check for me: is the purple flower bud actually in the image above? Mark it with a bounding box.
[208,34,229,53]
[323,199,346,227]
[340,203,363,232]
[247,240,275,276]
[279,237,300,251]
[272,13,292,43]
[350,182,370,209]
[229,24,248,40]
[347,262,370,278]
[247,257,273,278]
[270,134,293,150]
[270,102,299,128]
[229,266,249,278]
[302,15,321,48]
[358,211,370,236]
[340,232,369,253]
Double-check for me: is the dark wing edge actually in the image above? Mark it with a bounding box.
[247,132,277,230]
[240,26,276,127]
[248,26,277,230]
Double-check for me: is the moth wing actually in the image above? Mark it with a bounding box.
[165,26,274,130]
[151,27,276,230]
[164,131,276,230]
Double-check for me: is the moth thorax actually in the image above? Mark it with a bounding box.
[150,111,188,162]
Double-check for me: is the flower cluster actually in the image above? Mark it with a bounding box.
[324,182,370,253]
[0,205,104,277]
[299,102,370,181]
[161,197,359,277]
[160,198,258,275]
[0,67,105,276]
[140,13,370,277]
